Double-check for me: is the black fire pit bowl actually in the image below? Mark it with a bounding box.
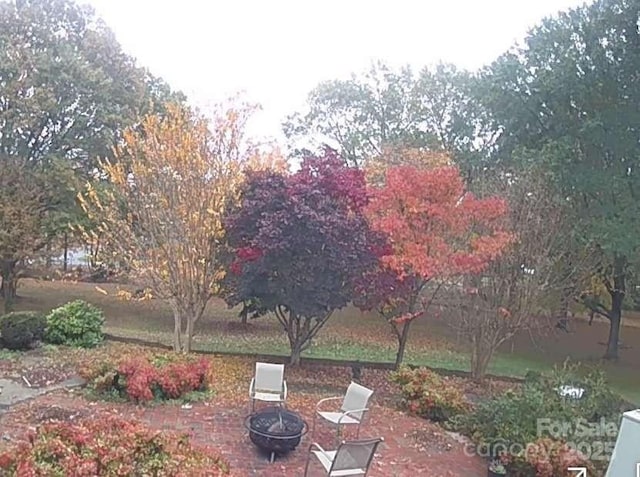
[244,406,308,462]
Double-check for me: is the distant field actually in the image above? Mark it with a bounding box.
[5,278,640,404]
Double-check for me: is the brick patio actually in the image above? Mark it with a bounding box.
[0,389,487,477]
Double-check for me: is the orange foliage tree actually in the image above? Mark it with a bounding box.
[356,165,513,368]
[364,146,452,185]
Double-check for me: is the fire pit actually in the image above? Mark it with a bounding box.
[244,406,308,462]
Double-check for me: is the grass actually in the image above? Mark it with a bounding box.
[0,349,19,360]
[5,278,640,404]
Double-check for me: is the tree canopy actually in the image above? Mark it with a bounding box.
[222,148,381,364]
[0,0,183,301]
[356,164,513,367]
[480,0,640,358]
[283,61,491,173]
[78,102,247,352]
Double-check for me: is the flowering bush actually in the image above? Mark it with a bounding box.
[390,366,470,421]
[0,414,229,476]
[80,350,212,403]
[501,437,595,477]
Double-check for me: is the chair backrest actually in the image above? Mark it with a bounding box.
[254,362,284,392]
[341,382,374,420]
[329,438,383,475]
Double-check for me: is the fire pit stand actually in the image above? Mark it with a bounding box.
[244,406,309,463]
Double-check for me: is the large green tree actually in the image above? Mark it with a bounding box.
[481,0,640,359]
[0,0,182,301]
[283,61,493,173]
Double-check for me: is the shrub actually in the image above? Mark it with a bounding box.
[81,351,212,403]
[45,300,104,348]
[390,366,470,422]
[0,414,229,476]
[501,437,595,477]
[0,311,46,350]
[452,364,629,471]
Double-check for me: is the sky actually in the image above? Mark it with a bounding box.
[86,0,589,143]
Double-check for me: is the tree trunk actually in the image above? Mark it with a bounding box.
[604,256,626,360]
[45,243,52,268]
[289,339,304,366]
[394,321,412,370]
[0,260,18,314]
[286,310,305,366]
[185,316,194,353]
[63,233,69,272]
[470,334,494,381]
[171,300,200,353]
[240,302,249,326]
[172,303,184,352]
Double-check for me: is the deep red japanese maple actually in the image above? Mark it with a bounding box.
[222,147,382,365]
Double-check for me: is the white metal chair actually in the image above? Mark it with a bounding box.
[313,382,374,444]
[304,438,383,477]
[249,362,287,411]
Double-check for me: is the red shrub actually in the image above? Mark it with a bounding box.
[91,353,212,403]
[0,414,229,476]
[501,437,595,477]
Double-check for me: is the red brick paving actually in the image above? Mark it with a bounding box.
[0,390,487,477]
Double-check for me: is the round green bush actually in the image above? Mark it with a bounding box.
[0,311,46,350]
[45,300,105,348]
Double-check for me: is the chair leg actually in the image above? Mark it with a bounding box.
[312,412,317,437]
[335,425,341,448]
[304,452,312,477]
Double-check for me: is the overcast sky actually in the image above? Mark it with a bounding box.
[86,0,589,142]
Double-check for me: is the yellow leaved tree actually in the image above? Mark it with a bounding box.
[244,145,290,174]
[78,102,249,352]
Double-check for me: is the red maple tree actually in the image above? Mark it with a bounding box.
[356,165,513,368]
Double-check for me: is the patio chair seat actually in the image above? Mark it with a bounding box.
[317,411,360,425]
[304,438,383,477]
[311,450,366,476]
[253,391,284,402]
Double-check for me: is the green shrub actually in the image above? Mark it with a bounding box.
[45,300,104,348]
[390,366,470,422]
[0,311,46,350]
[452,363,629,468]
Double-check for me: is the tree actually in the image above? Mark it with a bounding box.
[0,0,183,300]
[356,165,512,368]
[283,62,492,171]
[0,157,47,312]
[222,148,380,365]
[480,0,640,359]
[0,0,182,169]
[78,103,247,352]
[364,146,453,186]
[448,168,586,379]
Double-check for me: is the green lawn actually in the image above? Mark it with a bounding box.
[105,324,640,405]
[7,278,640,405]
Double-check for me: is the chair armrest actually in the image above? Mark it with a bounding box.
[338,407,369,424]
[308,442,331,460]
[249,378,255,397]
[315,396,342,412]
[282,380,288,400]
